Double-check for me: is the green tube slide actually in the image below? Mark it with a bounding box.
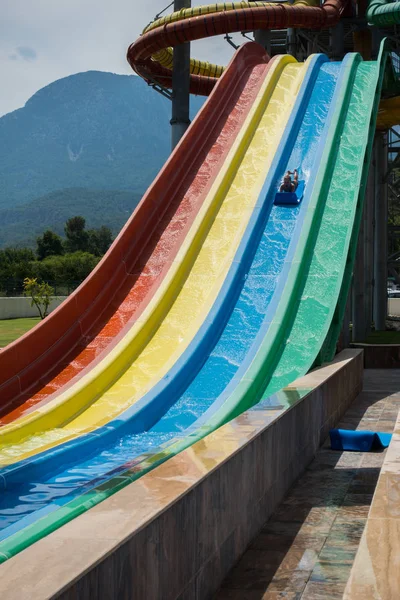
[367,0,400,27]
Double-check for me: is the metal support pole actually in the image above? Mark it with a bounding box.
[352,204,367,341]
[330,22,345,60]
[287,28,297,57]
[371,27,383,60]
[341,289,352,349]
[254,29,271,55]
[171,0,191,151]
[364,154,375,336]
[287,0,296,57]
[373,132,388,330]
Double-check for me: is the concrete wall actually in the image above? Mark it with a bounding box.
[0,349,363,600]
[388,298,400,317]
[351,342,400,368]
[0,297,67,320]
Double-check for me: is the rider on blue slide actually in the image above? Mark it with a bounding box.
[279,169,299,193]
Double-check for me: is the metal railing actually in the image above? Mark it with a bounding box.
[0,280,81,298]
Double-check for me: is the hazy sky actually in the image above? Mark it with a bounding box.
[0,0,243,117]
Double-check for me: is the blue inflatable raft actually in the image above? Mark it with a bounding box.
[274,180,305,206]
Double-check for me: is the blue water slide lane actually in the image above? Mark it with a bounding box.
[0,56,342,540]
[0,55,322,488]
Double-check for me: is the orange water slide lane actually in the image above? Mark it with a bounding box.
[0,43,271,424]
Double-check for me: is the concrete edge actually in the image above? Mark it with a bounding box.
[0,349,363,600]
[344,393,400,599]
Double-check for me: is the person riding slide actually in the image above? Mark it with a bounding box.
[279,169,298,193]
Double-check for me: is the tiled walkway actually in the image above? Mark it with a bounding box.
[215,369,400,600]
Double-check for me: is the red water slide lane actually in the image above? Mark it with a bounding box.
[0,43,271,423]
[127,0,349,95]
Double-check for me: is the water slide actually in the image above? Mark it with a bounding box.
[0,48,309,465]
[0,0,399,562]
[0,43,311,548]
[0,39,396,561]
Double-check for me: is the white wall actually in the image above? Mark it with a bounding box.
[1,296,396,320]
[0,296,67,320]
[388,298,400,317]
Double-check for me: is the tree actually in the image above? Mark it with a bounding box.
[23,277,54,319]
[0,248,35,276]
[32,251,100,286]
[58,251,100,282]
[36,230,64,260]
[0,248,35,295]
[64,216,89,253]
[87,226,113,256]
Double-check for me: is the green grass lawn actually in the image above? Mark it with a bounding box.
[364,331,400,344]
[0,317,41,347]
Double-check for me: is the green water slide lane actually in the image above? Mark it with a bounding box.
[256,55,382,398]
[321,42,389,361]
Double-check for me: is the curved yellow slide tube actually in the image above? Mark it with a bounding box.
[0,56,310,465]
[146,1,320,79]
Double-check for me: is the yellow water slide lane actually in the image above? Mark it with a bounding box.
[0,56,311,466]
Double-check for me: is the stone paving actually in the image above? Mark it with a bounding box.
[215,369,400,600]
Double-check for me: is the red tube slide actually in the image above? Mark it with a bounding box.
[0,43,271,423]
[127,0,348,95]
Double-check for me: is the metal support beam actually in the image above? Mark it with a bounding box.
[352,202,367,341]
[171,0,191,151]
[373,133,388,330]
[330,21,345,60]
[371,27,383,59]
[254,29,271,55]
[287,0,296,57]
[364,154,375,336]
[341,288,352,349]
[287,28,297,57]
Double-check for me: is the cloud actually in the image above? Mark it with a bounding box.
[16,46,37,61]
[0,0,239,117]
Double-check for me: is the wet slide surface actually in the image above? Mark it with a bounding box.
[189,53,386,432]
[0,54,311,547]
[0,45,390,561]
[0,54,306,470]
[0,55,332,549]
[0,43,268,422]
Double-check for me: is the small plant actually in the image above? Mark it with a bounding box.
[23,277,54,320]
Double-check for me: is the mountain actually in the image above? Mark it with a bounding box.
[0,71,204,210]
[0,188,142,249]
